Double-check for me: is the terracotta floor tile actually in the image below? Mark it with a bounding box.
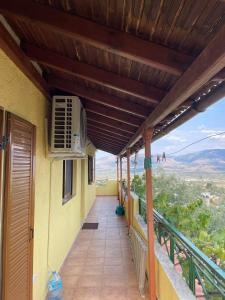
[103,275,127,287]
[85,257,105,266]
[77,275,103,287]
[83,265,104,275]
[61,196,142,300]
[73,287,101,300]
[62,275,79,288]
[101,287,127,300]
[63,289,74,300]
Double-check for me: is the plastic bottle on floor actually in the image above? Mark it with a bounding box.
[48,271,63,300]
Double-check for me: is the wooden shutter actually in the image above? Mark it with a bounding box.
[3,113,35,300]
[0,109,4,197]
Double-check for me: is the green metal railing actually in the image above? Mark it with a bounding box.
[139,197,225,300]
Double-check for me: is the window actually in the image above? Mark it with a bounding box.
[88,155,95,185]
[62,160,73,204]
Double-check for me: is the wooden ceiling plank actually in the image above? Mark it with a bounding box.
[87,112,136,134]
[90,137,123,153]
[48,76,150,117]
[85,102,142,127]
[88,120,133,137]
[0,23,49,99]
[89,138,123,150]
[90,143,119,155]
[88,137,123,151]
[120,23,225,154]
[24,44,164,103]
[0,0,194,76]
[88,123,131,139]
[87,128,128,143]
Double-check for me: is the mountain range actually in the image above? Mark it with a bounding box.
[96,149,225,178]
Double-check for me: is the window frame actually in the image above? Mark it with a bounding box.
[88,155,95,185]
[62,159,74,204]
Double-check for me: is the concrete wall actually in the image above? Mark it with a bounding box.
[0,49,96,300]
[96,179,118,196]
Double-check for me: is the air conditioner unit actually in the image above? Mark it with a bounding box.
[50,96,87,158]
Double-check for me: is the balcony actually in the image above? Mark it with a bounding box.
[1,2,225,300]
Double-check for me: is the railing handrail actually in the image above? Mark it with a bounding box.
[153,206,225,283]
[138,197,225,285]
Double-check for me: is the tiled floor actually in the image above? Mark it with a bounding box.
[61,196,144,300]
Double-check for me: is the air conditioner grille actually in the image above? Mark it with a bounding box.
[53,98,73,149]
[51,96,87,156]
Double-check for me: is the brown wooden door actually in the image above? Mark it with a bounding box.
[0,109,4,298]
[3,113,35,300]
[0,109,4,195]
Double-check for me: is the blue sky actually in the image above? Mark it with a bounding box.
[96,98,225,159]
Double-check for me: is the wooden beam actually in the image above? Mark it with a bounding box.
[127,149,131,228]
[89,139,122,152]
[143,128,156,300]
[48,76,150,117]
[88,126,129,142]
[88,129,127,143]
[24,44,164,103]
[88,137,122,152]
[153,82,225,142]
[0,23,49,99]
[120,156,123,204]
[85,102,142,127]
[211,67,225,81]
[90,140,121,152]
[88,119,133,137]
[120,23,225,154]
[91,142,119,154]
[87,112,136,134]
[116,157,119,200]
[87,128,128,143]
[88,121,132,138]
[0,0,194,76]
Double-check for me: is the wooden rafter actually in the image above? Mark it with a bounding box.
[87,128,129,143]
[120,23,225,154]
[0,23,49,99]
[24,43,164,103]
[88,120,133,138]
[89,137,123,150]
[88,137,123,152]
[48,76,150,118]
[0,0,194,76]
[85,102,142,127]
[87,112,136,134]
[88,123,131,139]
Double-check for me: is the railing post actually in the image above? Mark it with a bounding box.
[189,256,196,294]
[127,148,131,228]
[120,156,122,205]
[169,236,175,264]
[143,128,156,300]
[157,224,163,245]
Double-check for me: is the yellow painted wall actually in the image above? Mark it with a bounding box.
[96,180,118,196]
[0,49,96,300]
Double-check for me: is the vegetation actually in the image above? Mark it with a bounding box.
[131,172,225,270]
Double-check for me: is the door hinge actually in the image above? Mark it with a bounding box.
[0,136,9,150]
[29,227,34,241]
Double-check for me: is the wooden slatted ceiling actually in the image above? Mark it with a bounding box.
[1,1,225,155]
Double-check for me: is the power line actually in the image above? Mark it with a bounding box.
[167,131,225,156]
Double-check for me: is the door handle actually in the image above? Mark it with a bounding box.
[29,227,34,241]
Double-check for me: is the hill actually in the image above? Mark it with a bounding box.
[96,149,225,179]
